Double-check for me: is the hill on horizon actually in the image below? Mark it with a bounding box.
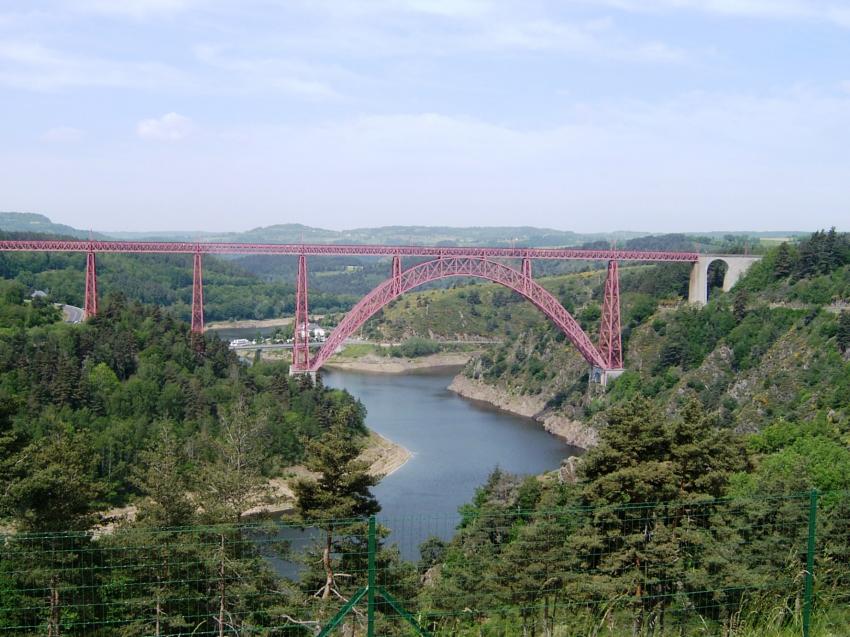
[0,212,809,247]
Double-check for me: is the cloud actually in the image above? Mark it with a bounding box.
[0,41,187,91]
[163,87,848,231]
[136,112,194,141]
[41,126,85,143]
[586,0,850,27]
[461,18,688,62]
[193,45,342,99]
[69,0,200,18]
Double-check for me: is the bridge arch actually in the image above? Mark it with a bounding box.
[305,256,607,372]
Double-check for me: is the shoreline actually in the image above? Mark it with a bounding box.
[97,427,412,526]
[241,429,411,517]
[447,374,598,450]
[325,351,475,373]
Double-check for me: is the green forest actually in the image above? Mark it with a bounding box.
[0,231,358,321]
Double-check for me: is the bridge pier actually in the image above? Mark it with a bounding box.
[599,260,623,370]
[84,249,97,319]
[688,255,761,305]
[592,367,624,387]
[292,254,311,371]
[191,251,204,333]
[288,369,317,382]
[392,255,401,295]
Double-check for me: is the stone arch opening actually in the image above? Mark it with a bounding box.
[706,258,729,301]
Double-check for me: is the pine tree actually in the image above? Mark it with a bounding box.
[194,399,268,524]
[772,242,794,279]
[134,427,194,527]
[733,288,749,323]
[0,428,104,635]
[193,400,271,637]
[838,311,850,354]
[497,513,570,637]
[293,418,380,601]
[570,397,748,633]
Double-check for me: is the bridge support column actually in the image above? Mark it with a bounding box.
[521,258,532,294]
[191,251,204,333]
[599,260,623,370]
[391,255,401,295]
[84,249,98,319]
[688,260,709,306]
[291,254,311,373]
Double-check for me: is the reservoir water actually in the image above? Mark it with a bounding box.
[322,367,578,557]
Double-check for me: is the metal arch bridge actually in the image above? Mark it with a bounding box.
[0,239,701,377]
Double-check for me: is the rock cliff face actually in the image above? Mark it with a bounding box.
[448,375,598,449]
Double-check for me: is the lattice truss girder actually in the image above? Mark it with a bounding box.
[0,240,699,262]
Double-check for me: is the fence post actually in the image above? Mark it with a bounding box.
[803,489,818,637]
[367,515,377,637]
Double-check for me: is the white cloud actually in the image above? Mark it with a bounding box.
[6,89,849,232]
[69,0,200,18]
[128,87,843,232]
[462,18,688,61]
[193,45,343,99]
[41,126,85,142]
[586,0,850,27]
[136,112,194,141]
[0,41,187,91]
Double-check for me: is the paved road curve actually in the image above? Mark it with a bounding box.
[61,304,84,323]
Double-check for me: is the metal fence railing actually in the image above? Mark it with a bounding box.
[1,490,848,636]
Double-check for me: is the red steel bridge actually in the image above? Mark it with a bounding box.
[0,240,701,378]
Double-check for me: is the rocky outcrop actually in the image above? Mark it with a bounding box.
[448,375,598,450]
[448,374,547,417]
[539,414,598,449]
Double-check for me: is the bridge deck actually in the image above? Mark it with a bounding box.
[0,240,699,262]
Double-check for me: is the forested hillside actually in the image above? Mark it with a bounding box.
[0,287,368,516]
[0,231,356,320]
[435,231,848,440]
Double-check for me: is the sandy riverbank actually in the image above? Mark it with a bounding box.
[448,375,598,450]
[325,351,475,373]
[242,430,411,516]
[96,429,411,528]
[206,317,294,330]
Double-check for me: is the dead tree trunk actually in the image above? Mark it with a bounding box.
[47,574,60,637]
[218,533,226,637]
[322,530,335,600]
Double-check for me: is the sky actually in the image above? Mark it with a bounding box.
[0,0,849,234]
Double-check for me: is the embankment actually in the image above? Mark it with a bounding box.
[447,375,598,450]
[325,352,475,373]
[206,317,294,330]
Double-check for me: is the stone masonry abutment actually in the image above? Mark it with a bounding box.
[688,255,762,305]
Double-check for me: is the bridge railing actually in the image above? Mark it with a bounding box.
[1,490,846,636]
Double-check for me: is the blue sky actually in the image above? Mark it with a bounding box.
[1,0,849,233]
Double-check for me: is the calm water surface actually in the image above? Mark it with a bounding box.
[323,367,578,556]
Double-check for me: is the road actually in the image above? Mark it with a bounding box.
[61,304,84,323]
[227,338,502,352]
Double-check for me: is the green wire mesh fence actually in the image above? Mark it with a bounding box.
[1,490,848,636]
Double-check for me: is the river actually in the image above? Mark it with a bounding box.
[322,367,578,558]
